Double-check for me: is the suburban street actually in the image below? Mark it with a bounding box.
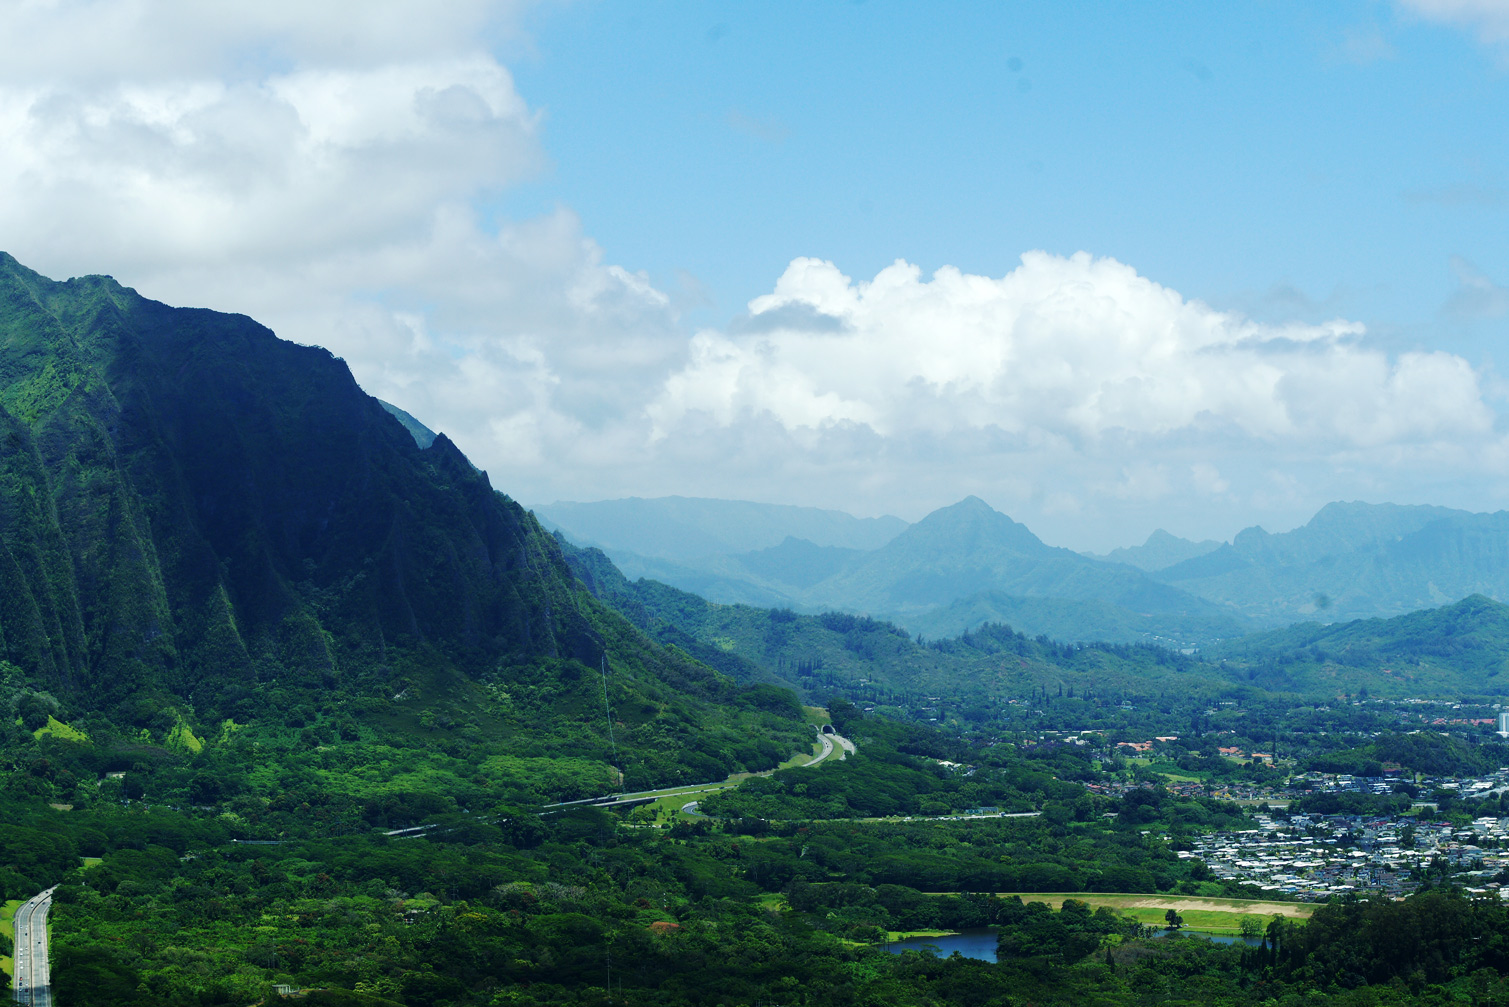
[12,886,56,1007]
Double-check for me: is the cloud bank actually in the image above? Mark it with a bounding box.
[653,254,1490,450]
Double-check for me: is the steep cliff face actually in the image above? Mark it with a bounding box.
[0,254,610,714]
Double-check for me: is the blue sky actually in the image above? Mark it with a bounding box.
[1,1,1507,550]
[504,2,1507,353]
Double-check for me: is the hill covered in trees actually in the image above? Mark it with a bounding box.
[1210,594,1509,697]
[0,253,808,790]
[563,535,1509,707]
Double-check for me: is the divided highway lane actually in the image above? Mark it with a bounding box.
[544,726,857,812]
[12,886,56,1007]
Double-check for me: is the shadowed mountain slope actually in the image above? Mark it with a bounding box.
[0,254,806,785]
[0,253,597,705]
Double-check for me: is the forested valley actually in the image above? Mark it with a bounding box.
[6,255,1509,1007]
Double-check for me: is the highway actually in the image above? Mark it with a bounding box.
[544,725,857,813]
[804,727,857,767]
[12,886,56,1007]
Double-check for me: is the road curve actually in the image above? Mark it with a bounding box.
[544,726,858,815]
[805,728,854,767]
[12,886,56,1007]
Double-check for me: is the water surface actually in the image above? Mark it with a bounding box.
[1152,928,1262,946]
[883,928,997,962]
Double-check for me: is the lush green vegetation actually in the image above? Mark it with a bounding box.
[562,539,1250,710]
[0,254,819,796]
[22,773,1509,1007]
[7,641,1509,1005]
[1212,594,1509,697]
[12,253,1509,1005]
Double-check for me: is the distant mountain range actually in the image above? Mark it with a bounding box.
[537,496,1249,645]
[534,496,907,559]
[1147,502,1509,625]
[560,527,1509,701]
[539,494,1509,646]
[1095,529,1222,571]
[797,497,1248,643]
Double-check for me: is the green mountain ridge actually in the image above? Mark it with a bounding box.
[0,252,805,787]
[1210,593,1509,696]
[555,533,1254,709]
[562,529,1509,704]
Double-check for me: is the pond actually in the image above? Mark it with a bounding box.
[1152,928,1263,946]
[883,928,998,962]
[882,927,1260,963]
[881,926,1262,963]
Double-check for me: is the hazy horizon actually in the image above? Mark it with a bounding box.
[529,490,1483,556]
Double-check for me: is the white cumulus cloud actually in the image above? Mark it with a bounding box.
[0,57,539,269]
[649,253,1492,450]
[0,0,684,500]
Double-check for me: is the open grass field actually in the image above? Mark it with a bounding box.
[776,741,821,770]
[1143,762,1206,783]
[1,898,20,985]
[644,782,738,821]
[994,893,1314,932]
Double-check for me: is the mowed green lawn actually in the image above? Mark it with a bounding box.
[990,893,1314,933]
